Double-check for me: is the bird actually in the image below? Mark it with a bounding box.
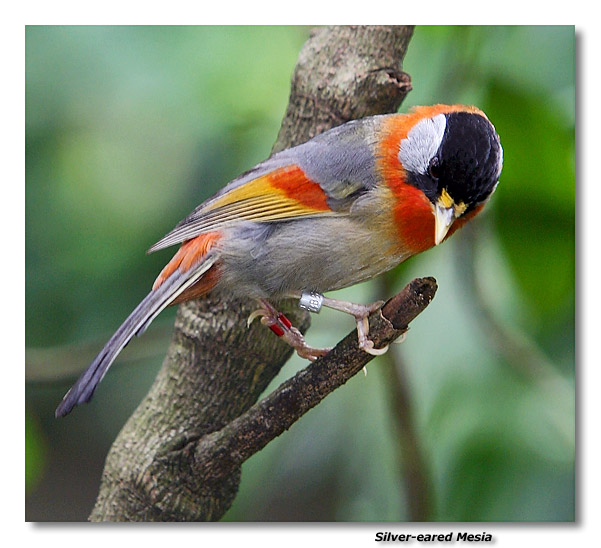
[55,104,503,417]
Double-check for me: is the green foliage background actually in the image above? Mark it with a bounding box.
[25,26,575,521]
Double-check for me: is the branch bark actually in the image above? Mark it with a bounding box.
[89,25,415,522]
[188,277,436,483]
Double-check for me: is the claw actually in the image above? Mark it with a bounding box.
[358,334,389,355]
[360,342,389,356]
[247,308,267,327]
[295,342,331,361]
[352,306,388,356]
[392,332,407,344]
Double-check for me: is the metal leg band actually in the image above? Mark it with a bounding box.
[298,291,324,313]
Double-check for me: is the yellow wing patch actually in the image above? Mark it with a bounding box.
[147,165,335,253]
[205,164,332,218]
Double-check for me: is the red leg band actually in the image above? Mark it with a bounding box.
[269,323,285,337]
[277,313,292,329]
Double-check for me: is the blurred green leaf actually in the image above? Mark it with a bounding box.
[484,81,574,326]
[25,413,46,494]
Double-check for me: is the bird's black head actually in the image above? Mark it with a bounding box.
[399,107,502,244]
[434,111,502,208]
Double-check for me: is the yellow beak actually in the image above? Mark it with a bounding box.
[434,203,455,245]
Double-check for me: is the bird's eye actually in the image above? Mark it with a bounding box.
[428,157,440,180]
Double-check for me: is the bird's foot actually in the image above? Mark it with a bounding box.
[319,296,390,356]
[248,300,331,361]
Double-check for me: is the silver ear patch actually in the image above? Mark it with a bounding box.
[398,113,447,175]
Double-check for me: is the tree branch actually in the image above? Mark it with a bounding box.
[89,25,415,522]
[188,277,437,482]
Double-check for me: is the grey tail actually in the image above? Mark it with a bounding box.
[55,258,216,418]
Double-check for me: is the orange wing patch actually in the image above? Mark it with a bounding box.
[267,165,330,211]
[204,165,332,219]
[153,232,221,290]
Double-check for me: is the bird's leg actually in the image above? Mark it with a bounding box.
[295,291,390,356]
[247,299,331,361]
[321,296,389,356]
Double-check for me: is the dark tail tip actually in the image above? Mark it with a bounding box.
[55,399,73,418]
[55,393,76,418]
[55,388,87,418]
[54,271,189,418]
[55,361,102,418]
